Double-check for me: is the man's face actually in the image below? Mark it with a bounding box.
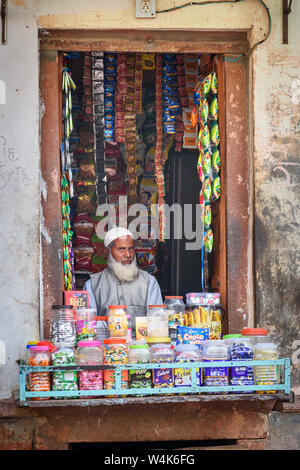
[111,236,135,265]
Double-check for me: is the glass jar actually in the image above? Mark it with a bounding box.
[76,308,97,342]
[147,305,169,339]
[103,338,128,364]
[128,341,151,389]
[201,340,230,389]
[223,335,254,393]
[28,345,51,401]
[253,343,279,393]
[174,344,202,387]
[107,305,128,338]
[241,328,269,348]
[51,344,78,397]
[76,340,103,393]
[95,316,109,342]
[164,296,185,344]
[50,305,76,347]
[149,340,174,388]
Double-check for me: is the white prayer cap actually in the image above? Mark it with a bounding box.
[104,227,135,248]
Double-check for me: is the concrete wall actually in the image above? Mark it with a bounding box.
[0,0,299,398]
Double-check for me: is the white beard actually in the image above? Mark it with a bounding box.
[107,253,139,283]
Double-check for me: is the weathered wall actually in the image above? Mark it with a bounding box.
[0,0,299,400]
[252,1,300,393]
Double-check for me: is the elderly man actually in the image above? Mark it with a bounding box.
[84,227,163,328]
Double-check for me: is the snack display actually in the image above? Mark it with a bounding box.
[28,346,51,401]
[50,305,77,347]
[149,340,174,388]
[202,340,230,390]
[76,340,103,395]
[223,335,254,393]
[174,344,202,388]
[253,343,279,394]
[103,338,128,364]
[76,308,97,342]
[52,345,78,397]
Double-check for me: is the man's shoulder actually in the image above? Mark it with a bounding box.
[138,269,157,284]
[89,269,106,283]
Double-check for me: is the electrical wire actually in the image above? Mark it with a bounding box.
[156,0,272,60]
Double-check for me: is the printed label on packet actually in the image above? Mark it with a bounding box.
[176,326,209,345]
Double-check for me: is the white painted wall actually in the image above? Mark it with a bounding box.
[0,0,299,398]
[0,1,40,398]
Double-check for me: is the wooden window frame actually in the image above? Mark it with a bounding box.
[39,29,253,339]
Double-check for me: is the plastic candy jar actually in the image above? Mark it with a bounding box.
[50,305,76,347]
[95,316,109,342]
[51,344,78,397]
[185,293,223,340]
[253,343,279,394]
[147,305,169,339]
[149,339,175,388]
[174,344,202,387]
[164,296,185,344]
[103,338,128,364]
[107,305,128,338]
[28,345,51,401]
[128,340,151,390]
[76,308,97,342]
[103,337,129,393]
[201,340,230,390]
[223,335,254,393]
[76,340,103,394]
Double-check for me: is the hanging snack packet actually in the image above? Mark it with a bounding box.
[204,229,213,253]
[210,96,219,121]
[211,72,218,94]
[202,74,212,97]
[204,204,212,228]
[199,124,210,150]
[200,98,209,125]
[212,176,221,201]
[210,122,220,146]
[202,178,212,202]
[212,147,221,173]
[202,150,212,177]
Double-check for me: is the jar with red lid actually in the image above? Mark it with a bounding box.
[103,337,128,364]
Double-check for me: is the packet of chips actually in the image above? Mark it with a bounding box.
[210,96,219,121]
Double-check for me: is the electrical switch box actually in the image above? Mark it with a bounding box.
[136,0,156,18]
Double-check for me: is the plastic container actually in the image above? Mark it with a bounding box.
[174,344,202,387]
[95,316,109,342]
[149,341,175,388]
[103,369,129,392]
[164,296,185,344]
[128,341,151,389]
[241,328,269,347]
[147,305,169,339]
[223,336,254,393]
[202,340,230,389]
[127,314,132,342]
[107,305,128,338]
[253,343,279,393]
[51,344,78,397]
[28,345,51,401]
[76,340,103,394]
[185,295,223,340]
[103,338,128,364]
[76,308,97,342]
[50,305,76,347]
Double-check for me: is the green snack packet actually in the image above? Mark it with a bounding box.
[200,124,210,150]
[204,204,212,228]
[202,150,212,176]
[202,178,211,202]
[202,74,212,96]
[211,72,218,94]
[212,147,221,173]
[212,176,221,201]
[210,96,219,121]
[204,229,213,253]
[210,122,220,146]
[200,98,209,125]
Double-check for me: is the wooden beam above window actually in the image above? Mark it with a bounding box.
[39,29,249,54]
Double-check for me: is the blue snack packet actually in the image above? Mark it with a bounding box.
[176,326,209,345]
